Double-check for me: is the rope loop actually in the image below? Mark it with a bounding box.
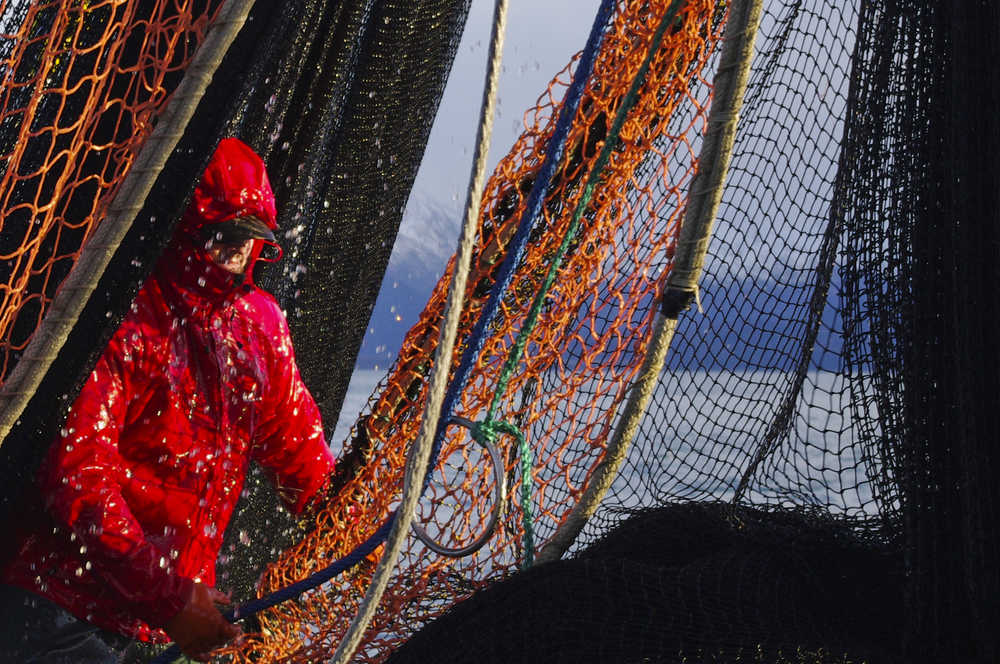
[410,416,508,558]
[421,417,536,568]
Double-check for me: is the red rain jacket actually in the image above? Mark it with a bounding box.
[2,139,335,641]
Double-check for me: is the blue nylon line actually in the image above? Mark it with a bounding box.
[232,516,393,617]
[428,0,616,480]
[151,516,395,664]
[151,4,616,661]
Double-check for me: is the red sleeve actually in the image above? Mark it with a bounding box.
[40,326,192,628]
[253,307,335,515]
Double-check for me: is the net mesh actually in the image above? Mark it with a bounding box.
[381,1,908,660]
[0,0,473,657]
[1,0,996,662]
[234,1,729,660]
[590,0,879,526]
[0,0,223,383]
[389,504,902,664]
[380,1,997,662]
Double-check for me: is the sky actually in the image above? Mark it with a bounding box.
[407,0,604,216]
[333,0,603,440]
[389,0,603,279]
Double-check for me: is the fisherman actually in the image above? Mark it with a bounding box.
[0,138,362,662]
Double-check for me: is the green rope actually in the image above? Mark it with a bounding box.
[477,0,687,568]
[475,420,534,568]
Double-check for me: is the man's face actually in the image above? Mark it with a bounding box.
[206,238,254,274]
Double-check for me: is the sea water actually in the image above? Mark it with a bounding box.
[332,368,889,520]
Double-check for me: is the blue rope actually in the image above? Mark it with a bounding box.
[152,3,614,661]
[421,0,614,569]
[151,517,395,663]
[428,0,616,477]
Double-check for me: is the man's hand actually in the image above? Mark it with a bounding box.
[164,582,242,662]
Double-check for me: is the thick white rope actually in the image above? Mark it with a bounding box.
[0,0,257,446]
[328,1,509,661]
[536,0,765,564]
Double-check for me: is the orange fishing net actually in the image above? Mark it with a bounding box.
[0,0,223,384]
[236,1,727,660]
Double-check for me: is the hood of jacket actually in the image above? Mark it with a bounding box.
[158,138,280,312]
[181,137,277,234]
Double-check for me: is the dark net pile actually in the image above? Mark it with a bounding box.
[388,1,999,663]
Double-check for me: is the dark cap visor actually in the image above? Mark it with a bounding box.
[202,216,276,244]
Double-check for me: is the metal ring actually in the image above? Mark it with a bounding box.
[411,416,508,558]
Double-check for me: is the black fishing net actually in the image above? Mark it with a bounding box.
[390,504,902,664]
[385,1,999,663]
[0,0,471,613]
[2,0,997,662]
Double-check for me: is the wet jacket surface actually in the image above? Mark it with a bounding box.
[2,140,335,642]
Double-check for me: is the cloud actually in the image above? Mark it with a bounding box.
[391,193,461,276]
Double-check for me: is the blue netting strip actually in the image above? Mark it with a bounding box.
[426,0,616,477]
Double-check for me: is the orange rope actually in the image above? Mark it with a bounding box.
[233,1,727,661]
[0,0,224,384]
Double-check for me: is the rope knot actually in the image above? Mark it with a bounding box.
[467,418,534,568]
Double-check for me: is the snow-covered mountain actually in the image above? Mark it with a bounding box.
[353,194,460,370]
